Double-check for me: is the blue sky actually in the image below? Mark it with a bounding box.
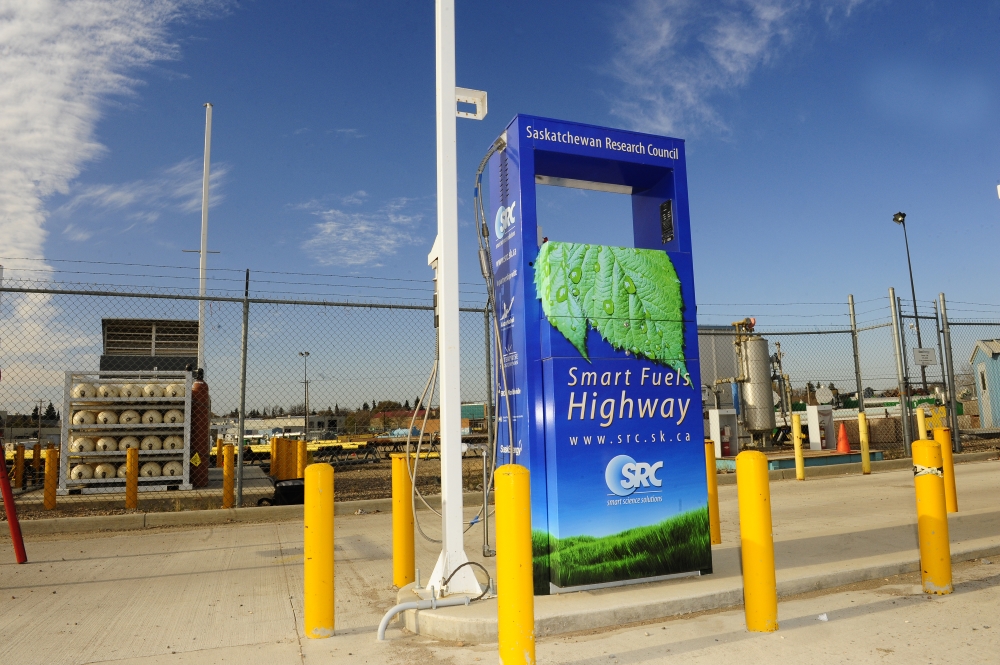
[3,0,1000,325]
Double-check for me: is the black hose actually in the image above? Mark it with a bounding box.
[442,560,493,601]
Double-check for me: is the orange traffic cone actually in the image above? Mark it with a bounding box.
[837,422,851,453]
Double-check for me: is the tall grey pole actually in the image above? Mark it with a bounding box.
[939,293,961,452]
[235,269,249,507]
[889,288,912,456]
[482,306,494,557]
[899,219,928,390]
[483,308,493,450]
[300,353,310,439]
[849,294,864,413]
[933,300,945,393]
[197,103,213,371]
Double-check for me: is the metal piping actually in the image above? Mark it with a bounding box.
[377,595,471,641]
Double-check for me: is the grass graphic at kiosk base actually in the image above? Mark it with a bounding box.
[532,507,711,589]
[534,242,686,373]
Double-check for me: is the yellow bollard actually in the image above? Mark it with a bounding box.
[125,447,139,510]
[916,407,928,440]
[222,444,235,509]
[791,413,805,481]
[270,437,277,477]
[274,438,285,481]
[736,451,778,632]
[912,439,952,594]
[273,438,283,480]
[13,444,25,489]
[495,464,536,664]
[704,439,722,545]
[297,440,308,479]
[32,443,42,481]
[215,437,224,467]
[304,463,335,638]
[391,454,415,587]
[932,427,958,513]
[285,439,294,480]
[281,439,292,481]
[858,412,872,475]
[43,448,58,510]
[275,437,285,480]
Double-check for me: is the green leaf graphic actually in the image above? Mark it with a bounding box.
[535,241,686,373]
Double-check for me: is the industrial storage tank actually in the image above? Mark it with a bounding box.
[740,335,775,434]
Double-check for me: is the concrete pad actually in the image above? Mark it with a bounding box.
[397,459,1000,642]
[715,451,997,485]
[144,508,239,527]
[1,458,997,664]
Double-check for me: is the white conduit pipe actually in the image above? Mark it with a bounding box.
[377,595,471,641]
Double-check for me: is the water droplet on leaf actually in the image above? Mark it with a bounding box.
[571,288,579,297]
[623,276,636,294]
[569,268,582,284]
[556,286,568,302]
[603,300,614,315]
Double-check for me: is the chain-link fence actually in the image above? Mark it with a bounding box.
[1,281,493,516]
[4,280,999,518]
[698,294,1000,461]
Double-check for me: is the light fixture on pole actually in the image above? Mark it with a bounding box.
[892,212,927,391]
[299,351,310,441]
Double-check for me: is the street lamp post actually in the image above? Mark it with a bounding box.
[299,352,310,441]
[892,212,928,391]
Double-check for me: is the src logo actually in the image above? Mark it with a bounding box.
[604,455,663,497]
[494,201,517,238]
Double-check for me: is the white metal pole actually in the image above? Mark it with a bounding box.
[427,0,480,596]
[300,351,309,440]
[197,103,213,371]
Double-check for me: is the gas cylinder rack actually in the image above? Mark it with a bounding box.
[59,370,193,494]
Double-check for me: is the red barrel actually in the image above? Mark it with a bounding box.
[190,368,211,487]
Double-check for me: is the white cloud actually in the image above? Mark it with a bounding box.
[610,0,866,135]
[341,190,368,206]
[301,198,424,267]
[54,158,229,235]
[0,0,222,271]
[333,128,365,139]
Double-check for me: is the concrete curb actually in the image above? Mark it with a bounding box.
[715,450,997,485]
[399,538,1000,643]
[8,491,490,536]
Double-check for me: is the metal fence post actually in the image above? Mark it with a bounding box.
[890,288,912,456]
[483,308,494,450]
[483,307,495,557]
[939,293,961,452]
[933,300,945,391]
[236,270,250,507]
[849,294,864,413]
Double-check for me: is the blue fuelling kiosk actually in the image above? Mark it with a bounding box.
[487,115,711,595]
